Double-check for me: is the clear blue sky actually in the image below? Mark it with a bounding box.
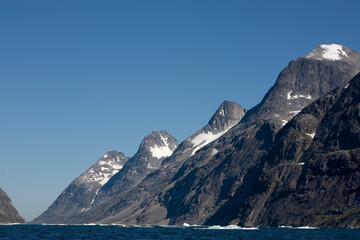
[1,0,359,221]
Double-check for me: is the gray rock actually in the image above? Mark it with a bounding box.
[0,188,25,224]
[80,101,245,224]
[163,44,360,226]
[31,44,360,227]
[32,151,128,224]
[243,73,360,228]
[95,130,178,206]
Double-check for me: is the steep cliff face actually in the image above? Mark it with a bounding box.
[32,151,128,224]
[241,73,360,228]
[210,84,347,226]
[0,188,25,224]
[163,44,360,225]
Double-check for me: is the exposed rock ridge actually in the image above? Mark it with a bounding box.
[0,188,25,224]
[32,151,128,224]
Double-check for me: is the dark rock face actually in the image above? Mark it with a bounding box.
[0,188,25,224]
[243,73,360,228]
[162,44,360,226]
[211,85,346,227]
[32,151,128,224]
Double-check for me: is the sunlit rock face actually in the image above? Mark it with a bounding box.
[0,188,25,224]
[32,151,128,224]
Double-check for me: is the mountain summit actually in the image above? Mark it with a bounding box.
[206,101,245,132]
[304,44,360,62]
[32,151,128,224]
[137,130,178,160]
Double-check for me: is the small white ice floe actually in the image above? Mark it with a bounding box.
[279,225,317,229]
[294,226,318,229]
[206,225,259,230]
[183,223,198,227]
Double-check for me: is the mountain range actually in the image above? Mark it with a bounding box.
[31,44,360,227]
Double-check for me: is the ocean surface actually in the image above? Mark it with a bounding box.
[0,224,359,240]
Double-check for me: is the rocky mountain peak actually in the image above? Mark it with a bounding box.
[305,44,353,61]
[76,151,128,186]
[246,44,360,127]
[304,44,360,61]
[138,130,178,159]
[207,101,245,133]
[185,101,245,157]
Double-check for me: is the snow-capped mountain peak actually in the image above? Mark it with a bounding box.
[77,151,128,186]
[305,44,350,61]
[138,130,178,160]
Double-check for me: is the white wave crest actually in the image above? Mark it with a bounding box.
[206,225,259,230]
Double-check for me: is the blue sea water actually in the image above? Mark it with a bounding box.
[0,224,359,240]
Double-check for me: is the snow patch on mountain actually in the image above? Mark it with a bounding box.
[289,110,301,115]
[287,91,312,100]
[149,134,175,159]
[190,124,236,156]
[211,148,219,156]
[150,145,174,159]
[320,44,349,60]
[78,152,126,186]
[219,109,225,117]
[305,44,349,61]
[306,132,316,139]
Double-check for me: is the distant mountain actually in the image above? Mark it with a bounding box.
[88,101,245,224]
[0,188,25,224]
[33,130,178,224]
[93,130,179,206]
[32,151,128,224]
[49,101,245,224]
[162,44,360,225]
